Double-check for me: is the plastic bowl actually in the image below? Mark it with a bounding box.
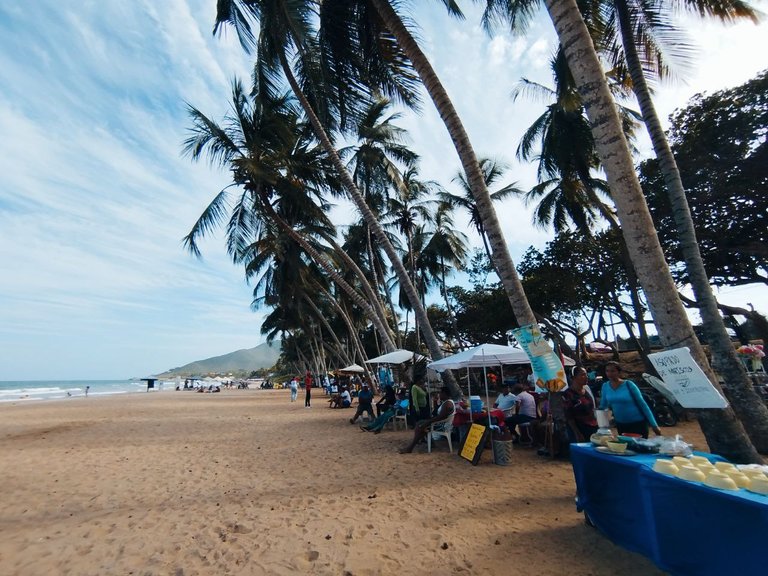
[606,441,628,454]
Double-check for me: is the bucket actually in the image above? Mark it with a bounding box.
[470,396,483,413]
[595,409,612,428]
[493,440,514,466]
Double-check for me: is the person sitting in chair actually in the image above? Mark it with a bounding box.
[350,383,374,423]
[340,386,352,408]
[505,384,539,442]
[399,387,455,454]
[493,383,518,417]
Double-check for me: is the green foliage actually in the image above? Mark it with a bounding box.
[520,230,626,312]
[447,284,517,345]
[641,69,768,287]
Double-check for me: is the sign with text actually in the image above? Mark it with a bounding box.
[512,324,566,392]
[648,347,728,409]
[459,423,490,465]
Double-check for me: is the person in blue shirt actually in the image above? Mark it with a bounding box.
[599,361,661,439]
[349,383,375,424]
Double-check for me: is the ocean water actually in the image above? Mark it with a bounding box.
[0,379,178,403]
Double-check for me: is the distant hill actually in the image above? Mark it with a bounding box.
[160,342,280,377]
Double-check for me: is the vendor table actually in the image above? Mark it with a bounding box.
[570,443,768,575]
[453,408,505,428]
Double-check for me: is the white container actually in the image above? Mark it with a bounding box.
[595,409,612,428]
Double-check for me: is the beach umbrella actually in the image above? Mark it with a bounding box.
[338,364,365,373]
[365,349,428,364]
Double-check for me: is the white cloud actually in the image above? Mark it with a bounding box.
[0,1,765,379]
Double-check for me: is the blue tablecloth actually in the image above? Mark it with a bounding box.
[571,443,768,575]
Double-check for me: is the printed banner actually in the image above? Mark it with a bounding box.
[511,324,566,392]
[648,347,728,409]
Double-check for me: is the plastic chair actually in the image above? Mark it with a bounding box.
[518,422,534,447]
[393,399,410,430]
[427,413,456,453]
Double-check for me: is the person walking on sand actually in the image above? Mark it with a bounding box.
[85,385,90,397]
[304,371,313,408]
[289,377,298,402]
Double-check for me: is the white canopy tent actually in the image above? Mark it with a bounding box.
[427,344,576,449]
[365,349,428,364]
[428,343,574,371]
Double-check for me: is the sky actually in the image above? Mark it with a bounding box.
[0,1,766,380]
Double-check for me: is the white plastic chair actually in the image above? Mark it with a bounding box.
[393,399,410,430]
[427,412,456,453]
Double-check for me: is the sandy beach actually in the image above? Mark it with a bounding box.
[0,390,709,575]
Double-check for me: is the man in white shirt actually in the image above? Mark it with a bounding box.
[493,384,518,416]
[506,384,539,442]
[340,387,352,408]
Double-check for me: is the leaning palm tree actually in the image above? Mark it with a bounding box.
[482,0,760,461]
[421,203,469,349]
[595,0,768,451]
[213,0,460,396]
[383,166,440,350]
[513,46,654,355]
[182,78,397,352]
[342,96,418,341]
[322,0,541,329]
[440,158,521,268]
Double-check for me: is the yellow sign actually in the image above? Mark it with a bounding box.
[460,423,489,465]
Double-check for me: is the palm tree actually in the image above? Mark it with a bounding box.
[182,78,397,352]
[440,158,521,268]
[213,0,459,396]
[512,47,640,232]
[383,166,440,349]
[474,0,762,461]
[513,46,654,355]
[421,203,469,348]
[343,97,419,342]
[539,0,760,462]
[598,0,768,452]
[325,0,540,329]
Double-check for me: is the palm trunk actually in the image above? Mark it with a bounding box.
[545,0,760,462]
[614,0,768,453]
[322,288,377,391]
[327,237,397,345]
[259,192,396,352]
[276,52,460,397]
[303,294,352,367]
[440,254,463,350]
[366,228,398,341]
[595,203,652,353]
[370,0,537,327]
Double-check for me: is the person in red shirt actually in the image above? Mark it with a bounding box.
[304,371,313,408]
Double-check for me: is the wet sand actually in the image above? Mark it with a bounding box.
[0,390,705,575]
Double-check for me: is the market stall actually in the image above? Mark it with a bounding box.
[571,443,768,575]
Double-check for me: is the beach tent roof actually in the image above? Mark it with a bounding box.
[365,349,427,364]
[338,363,365,373]
[428,343,575,371]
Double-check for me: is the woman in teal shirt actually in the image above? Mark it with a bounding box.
[600,361,661,439]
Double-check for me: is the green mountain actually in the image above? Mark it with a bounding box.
[160,342,280,377]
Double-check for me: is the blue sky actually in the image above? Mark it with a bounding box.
[1,1,766,380]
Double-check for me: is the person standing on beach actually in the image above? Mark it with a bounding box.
[304,371,313,408]
[599,361,660,439]
[289,377,298,402]
[85,386,90,397]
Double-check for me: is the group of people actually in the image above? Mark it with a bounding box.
[287,360,661,455]
[489,360,661,450]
